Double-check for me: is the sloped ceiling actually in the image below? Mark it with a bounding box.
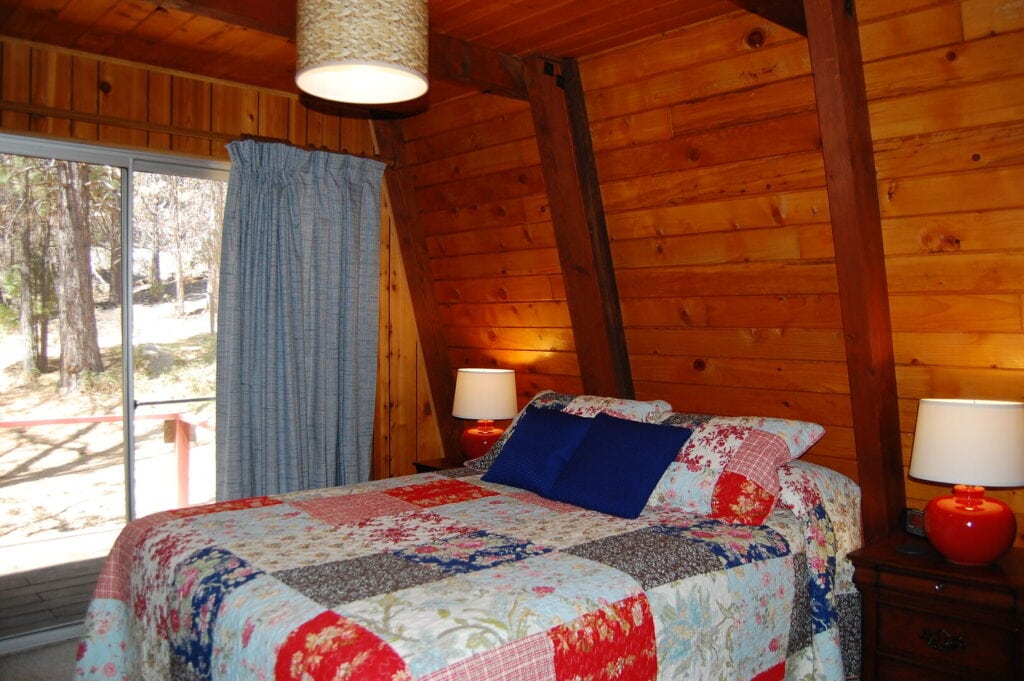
[0,0,748,101]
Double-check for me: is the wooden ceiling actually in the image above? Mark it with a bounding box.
[0,0,749,103]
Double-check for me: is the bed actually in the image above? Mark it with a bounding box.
[73,392,863,681]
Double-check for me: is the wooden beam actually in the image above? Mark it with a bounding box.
[429,33,527,100]
[159,0,294,37]
[146,1,527,99]
[524,57,633,398]
[731,0,807,36]
[373,119,461,461]
[802,0,905,543]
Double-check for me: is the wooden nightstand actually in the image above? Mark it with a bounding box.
[849,534,1024,681]
[412,457,463,473]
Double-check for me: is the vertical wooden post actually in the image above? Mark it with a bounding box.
[176,417,191,507]
[803,0,905,542]
[373,120,461,462]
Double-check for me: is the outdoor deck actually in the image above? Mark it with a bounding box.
[0,412,214,642]
[0,558,103,639]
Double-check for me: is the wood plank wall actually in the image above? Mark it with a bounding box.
[2,0,1021,532]
[0,36,438,479]
[400,0,1023,543]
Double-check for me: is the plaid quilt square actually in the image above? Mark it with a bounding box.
[289,491,418,526]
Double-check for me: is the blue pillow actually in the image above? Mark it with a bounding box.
[547,413,693,518]
[481,406,594,495]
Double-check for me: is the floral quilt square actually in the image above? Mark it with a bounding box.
[395,529,552,575]
[336,510,478,553]
[652,520,790,569]
[384,478,500,508]
[273,553,445,607]
[549,593,657,681]
[565,528,722,589]
[275,610,409,681]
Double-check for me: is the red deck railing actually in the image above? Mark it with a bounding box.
[0,412,214,507]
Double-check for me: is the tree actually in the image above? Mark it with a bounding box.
[89,167,122,306]
[54,160,103,392]
[0,154,57,380]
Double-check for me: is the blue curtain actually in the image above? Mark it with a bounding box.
[215,140,386,500]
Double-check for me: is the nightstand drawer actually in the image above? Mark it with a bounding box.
[879,571,1013,610]
[877,603,1014,675]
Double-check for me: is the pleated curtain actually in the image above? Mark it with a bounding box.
[215,140,385,501]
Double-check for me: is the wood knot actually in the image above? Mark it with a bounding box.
[746,30,765,48]
[692,358,707,371]
[945,50,957,61]
[922,231,961,252]
[99,81,112,94]
[687,147,701,162]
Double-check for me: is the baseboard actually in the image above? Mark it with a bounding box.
[0,621,83,656]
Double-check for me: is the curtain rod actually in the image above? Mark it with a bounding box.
[237,133,390,166]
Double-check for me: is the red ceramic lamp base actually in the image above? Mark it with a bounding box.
[459,420,506,460]
[924,485,1017,566]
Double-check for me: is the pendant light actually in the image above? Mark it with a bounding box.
[296,0,429,105]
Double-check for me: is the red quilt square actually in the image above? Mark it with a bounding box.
[383,478,499,508]
[549,594,657,681]
[275,611,408,680]
[167,496,282,518]
[711,470,777,525]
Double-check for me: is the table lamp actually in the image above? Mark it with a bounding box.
[908,398,1024,565]
[452,368,518,460]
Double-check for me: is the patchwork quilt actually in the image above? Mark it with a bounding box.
[74,465,861,681]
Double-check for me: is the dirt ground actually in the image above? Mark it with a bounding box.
[0,299,216,574]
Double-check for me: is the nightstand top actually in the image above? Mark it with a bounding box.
[849,533,1024,590]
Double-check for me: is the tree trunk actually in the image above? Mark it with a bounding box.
[55,160,103,393]
[208,182,224,335]
[109,198,123,306]
[18,216,38,380]
[37,217,52,373]
[150,237,162,301]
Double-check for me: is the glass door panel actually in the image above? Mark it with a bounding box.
[130,171,226,517]
[0,154,126,575]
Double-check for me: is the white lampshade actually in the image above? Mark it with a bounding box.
[909,399,1024,487]
[452,369,518,421]
[295,0,429,105]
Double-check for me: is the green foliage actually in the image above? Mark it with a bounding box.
[0,301,17,331]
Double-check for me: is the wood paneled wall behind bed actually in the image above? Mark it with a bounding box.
[1,0,1021,546]
[394,0,1024,545]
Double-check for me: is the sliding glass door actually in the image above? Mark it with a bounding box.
[0,135,227,637]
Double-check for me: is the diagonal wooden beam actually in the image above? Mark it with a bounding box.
[524,57,633,398]
[802,0,904,543]
[731,0,807,36]
[372,119,462,462]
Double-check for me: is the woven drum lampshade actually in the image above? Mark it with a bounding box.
[296,0,428,105]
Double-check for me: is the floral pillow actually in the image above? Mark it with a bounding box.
[647,413,825,524]
[465,390,672,472]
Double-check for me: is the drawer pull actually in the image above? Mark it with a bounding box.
[934,582,944,592]
[921,628,966,653]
